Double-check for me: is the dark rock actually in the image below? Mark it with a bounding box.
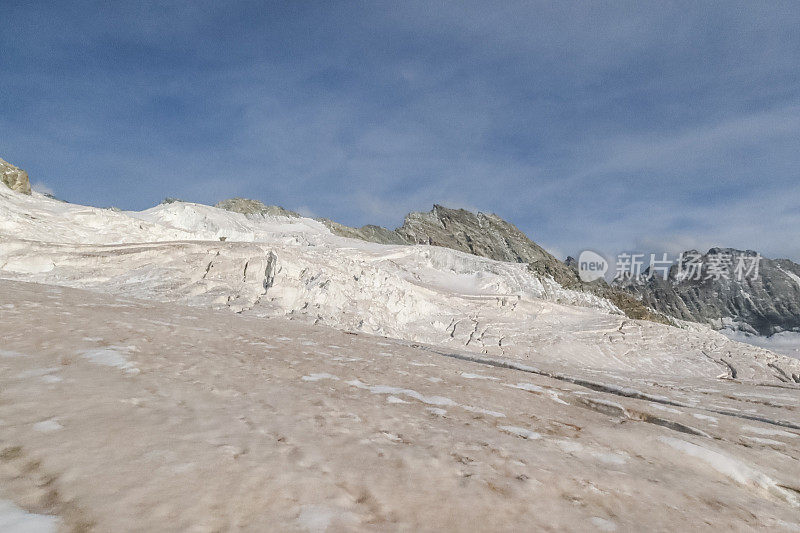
[215,198,300,218]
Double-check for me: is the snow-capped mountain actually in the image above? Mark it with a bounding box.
[280,202,668,323]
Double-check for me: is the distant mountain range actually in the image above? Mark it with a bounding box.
[618,248,800,336]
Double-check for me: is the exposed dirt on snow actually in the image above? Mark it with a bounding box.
[1,281,799,531]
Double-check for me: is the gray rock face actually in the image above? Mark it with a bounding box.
[0,158,31,195]
[396,205,556,264]
[618,248,800,335]
[325,204,561,263]
[326,204,578,281]
[318,219,408,245]
[215,198,300,218]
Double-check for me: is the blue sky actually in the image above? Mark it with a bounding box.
[3,1,800,261]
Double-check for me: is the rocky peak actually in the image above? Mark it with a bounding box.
[161,197,183,205]
[396,205,554,265]
[0,157,32,195]
[323,204,559,266]
[320,204,666,322]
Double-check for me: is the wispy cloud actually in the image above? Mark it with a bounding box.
[2,1,799,260]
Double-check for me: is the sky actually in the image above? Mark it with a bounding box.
[2,1,800,261]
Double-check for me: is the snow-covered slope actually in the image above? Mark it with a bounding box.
[1,184,799,383]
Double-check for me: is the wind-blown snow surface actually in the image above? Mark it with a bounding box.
[1,186,799,383]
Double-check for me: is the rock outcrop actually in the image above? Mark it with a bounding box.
[618,248,800,335]
[396,205,555,263]
[318,218,408,245]
[0,158,31,195]
[325,204,564,262]
[215,198,300,218]
[323,205,578,279]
